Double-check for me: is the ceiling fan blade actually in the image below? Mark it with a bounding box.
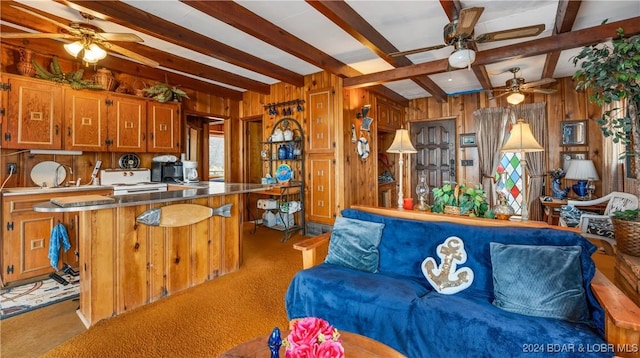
[527,88,557,94]
[521,78,556,89]
[475,24,545,43]
[493,91,511,99]
[388,44,447,57]
[10,5,76,33]
[102,42,159,67]
[454,7,484,38]
[96,33,144,43]
[0,33,75,39]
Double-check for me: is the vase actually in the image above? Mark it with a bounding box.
[551,178,569,199]
[92,68,117,91]
[16,48,36,77]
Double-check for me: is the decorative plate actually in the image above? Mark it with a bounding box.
[31,161,66,187]
[357,137,370,159]
[275,164,292,183]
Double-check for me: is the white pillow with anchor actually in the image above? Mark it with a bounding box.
[421,236,474,294]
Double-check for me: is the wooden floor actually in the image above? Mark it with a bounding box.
[0,232,620,358]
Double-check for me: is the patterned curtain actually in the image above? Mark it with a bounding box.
[510,102,547,221]
[473,107,511,204]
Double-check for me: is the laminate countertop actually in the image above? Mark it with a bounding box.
[32,182,277,212]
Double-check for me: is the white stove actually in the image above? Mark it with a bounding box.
[101,169,168,196]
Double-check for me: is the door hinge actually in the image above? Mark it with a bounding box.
[0,108,5,116]
[0,83,11,91]
[105,99,114,106]
[6,221,14,231]
[7,265,14,274]
[4,133,11,142]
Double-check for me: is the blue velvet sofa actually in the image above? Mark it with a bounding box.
[286,207,615,357]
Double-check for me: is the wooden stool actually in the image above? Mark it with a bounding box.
[615,252,640,307]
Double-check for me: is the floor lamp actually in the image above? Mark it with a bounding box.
[387,129,417,209]
[500,119,544,221]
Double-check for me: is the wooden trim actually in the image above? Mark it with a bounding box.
[293,232,331,269]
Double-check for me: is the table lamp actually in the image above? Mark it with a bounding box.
[565,159,599,199]
[500,119,544,221]
[387,129,417,209]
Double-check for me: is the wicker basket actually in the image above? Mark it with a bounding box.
[613,218,640,257]
[444,205,462,216]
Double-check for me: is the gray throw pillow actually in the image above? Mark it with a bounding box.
[324,216,385,273]
[490,242,590,323]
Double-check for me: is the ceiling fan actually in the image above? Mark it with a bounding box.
[492,67,557,104]
[1,5,159,67]
[389,7,545,69]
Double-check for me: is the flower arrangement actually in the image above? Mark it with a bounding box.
[431,181,489,217]
[283,317,344,358]
[548,168,566,180]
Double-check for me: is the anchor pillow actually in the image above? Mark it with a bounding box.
[421,236,474,294]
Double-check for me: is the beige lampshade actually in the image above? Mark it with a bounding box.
[500,119,544,153]
[565,159,599,181]
[387,129,417,153]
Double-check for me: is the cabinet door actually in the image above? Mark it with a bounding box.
[2,199,63,283]
[147,102,181,153]
[308,155,335,225]
[3,75,63,149]
[107,95,147,152]
[307,89,333,153]
[64,89,109,151]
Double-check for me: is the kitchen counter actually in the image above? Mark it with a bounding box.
[32,182,276,212]
[2,184,113,196]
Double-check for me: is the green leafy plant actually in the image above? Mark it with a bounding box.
[572,27,640,191]
[431,181,489,217]
[32,56,102,90]
[143,82,190,103]
[612,209,640,222]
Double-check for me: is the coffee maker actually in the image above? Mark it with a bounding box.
[182,160,198,183]
[151,162,184,183]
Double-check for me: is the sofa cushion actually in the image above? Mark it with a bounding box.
[286,263,430,356]
[585,218,615,239]
[407,291,607,358]
[324,216,384,272]
[490,243,590,323]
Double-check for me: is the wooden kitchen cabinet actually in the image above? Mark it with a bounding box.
[64,89,109,151]
[147,101,181,153]
[307,89,333,153]
[377,100,402,131]
[1,189,111,285]
[107,94,147,152]
[307,155,335,225]
[1,74,63,149]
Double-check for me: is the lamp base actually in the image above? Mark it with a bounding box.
[572,180,588,199]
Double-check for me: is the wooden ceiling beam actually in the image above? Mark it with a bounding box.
[57,0,303,87]
[542,0,582,79]
[307,0,447,102]
[345,17,640,88]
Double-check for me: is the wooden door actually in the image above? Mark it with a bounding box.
[3,75,63,149]
[148,102,181,153]
[64,89,109,151]
[107,95,147,152]
[308,156,335,225]
[410,119,456,204]
[244,119,263,221]
[307,89,333,153]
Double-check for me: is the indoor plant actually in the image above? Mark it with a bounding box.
[431,181,489,217]
[143,82,190,102]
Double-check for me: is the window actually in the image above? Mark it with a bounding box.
[496,152,523,215]
[209,134,224,179]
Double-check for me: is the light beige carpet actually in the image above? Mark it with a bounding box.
[42,226,318,357]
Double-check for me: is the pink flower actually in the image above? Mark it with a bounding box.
[284,317,344,358]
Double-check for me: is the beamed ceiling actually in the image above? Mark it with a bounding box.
[1,0,639,105]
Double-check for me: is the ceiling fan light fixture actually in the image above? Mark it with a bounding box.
[82,44,107,64]
[506,92,525,105]
[448,48,476,69]
[64,41,83,57]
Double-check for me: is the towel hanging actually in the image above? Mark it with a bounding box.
[48,222,71,270]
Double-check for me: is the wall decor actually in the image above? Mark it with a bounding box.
[561,151,588,171]
[561,120,588,146]
[459,133,477,148]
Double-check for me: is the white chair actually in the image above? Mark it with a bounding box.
[559,192,639,255]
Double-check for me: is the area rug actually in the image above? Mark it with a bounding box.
[0,273,79,320]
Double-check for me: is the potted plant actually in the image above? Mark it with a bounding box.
[572,28,640,254]
[143,82,190,103]
[431,181,489,218]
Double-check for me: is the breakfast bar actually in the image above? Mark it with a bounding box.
[33,182,276,327]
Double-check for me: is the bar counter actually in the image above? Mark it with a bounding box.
[33,182,276,328]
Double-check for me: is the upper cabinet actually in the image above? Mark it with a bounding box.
[2,75,63,149]
[377,100,402,131]
[1,74,181,153]
[307,89,333,153]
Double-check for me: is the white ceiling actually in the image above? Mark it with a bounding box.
[4,0,640,100]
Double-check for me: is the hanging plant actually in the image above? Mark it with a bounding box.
[143,82,190,103]
[32,56,103,90]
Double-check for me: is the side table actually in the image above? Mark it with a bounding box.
[220,330,405,357]
[539,197,566,225]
